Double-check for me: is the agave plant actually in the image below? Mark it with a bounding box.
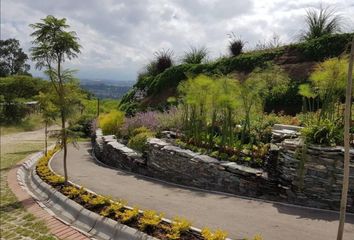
[300,6,342,41]
[181,46,208,64]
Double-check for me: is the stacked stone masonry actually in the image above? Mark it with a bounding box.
[93,129,354,212]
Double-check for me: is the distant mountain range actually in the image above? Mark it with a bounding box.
[79,78,134,99]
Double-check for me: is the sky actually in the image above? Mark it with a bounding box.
[1,0,354,82]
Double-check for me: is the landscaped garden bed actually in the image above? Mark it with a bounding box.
[36,146,264,240]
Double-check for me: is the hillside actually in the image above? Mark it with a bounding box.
[120,33,354,115]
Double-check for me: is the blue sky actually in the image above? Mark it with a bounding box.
[1,0,354,82]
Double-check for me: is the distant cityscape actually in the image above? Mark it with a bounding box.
[79,79,134,99]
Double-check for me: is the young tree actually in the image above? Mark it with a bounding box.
[0,38,30,77]
[30,15,81,182]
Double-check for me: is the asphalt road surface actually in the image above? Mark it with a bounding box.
[50,142,354,240]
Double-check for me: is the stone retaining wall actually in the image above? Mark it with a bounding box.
[93,130,277,198]
[93,129,354,212]
[277,138,354,212]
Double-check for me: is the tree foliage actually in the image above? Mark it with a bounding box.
[0,75,48,123]
[0,38,30,77]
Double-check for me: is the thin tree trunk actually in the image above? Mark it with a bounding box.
[45,121,48,156]
[337,37,354,240]
[57,56,68,183]
[61,111,68,182]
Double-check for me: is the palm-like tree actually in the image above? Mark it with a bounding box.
[301,6,342,40]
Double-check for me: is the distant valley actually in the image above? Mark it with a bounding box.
[80,79,134,99]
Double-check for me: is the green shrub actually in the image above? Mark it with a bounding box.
[69,114,95,137]
[98,110,125,136]
[127,127,155,152]
[302,119,343,146]
[291,33,354,61]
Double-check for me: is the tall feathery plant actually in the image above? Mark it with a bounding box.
[301,5,342,40]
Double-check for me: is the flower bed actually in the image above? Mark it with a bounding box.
[36,147,263,240]
[173,138,269,168]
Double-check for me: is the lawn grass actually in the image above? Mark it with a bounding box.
[0,139,57,240]
[1,114,45,135]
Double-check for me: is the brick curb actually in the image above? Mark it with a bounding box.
[7,153,90,240]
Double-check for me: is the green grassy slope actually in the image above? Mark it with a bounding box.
[120,33,354,115]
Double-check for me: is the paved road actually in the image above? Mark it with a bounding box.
[51,142,354,240]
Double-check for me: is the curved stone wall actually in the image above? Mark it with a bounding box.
[93,129,354,212]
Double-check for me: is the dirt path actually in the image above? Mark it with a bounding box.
[1,125,59,148]
[51,142,354,240]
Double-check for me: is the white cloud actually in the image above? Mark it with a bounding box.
[1,0,353,81]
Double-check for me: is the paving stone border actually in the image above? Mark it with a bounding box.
[7,149,89,240]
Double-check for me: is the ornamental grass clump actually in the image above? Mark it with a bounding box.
[62,186,85,199]
[181,46,208,64]
[228,33,245,57]
[201,228,228,240]
[100,201,126,218]
[139,210,164,231]
[119,207,140,223]
[167,217,192,239]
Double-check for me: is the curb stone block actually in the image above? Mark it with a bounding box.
[58,198,84,224]
[74,208,99,233]
[89,216,118,239]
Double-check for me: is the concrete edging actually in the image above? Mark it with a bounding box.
[18,150,158,240]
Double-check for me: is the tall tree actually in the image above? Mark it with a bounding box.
[0,39,30,77]
[30,15,81,182]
